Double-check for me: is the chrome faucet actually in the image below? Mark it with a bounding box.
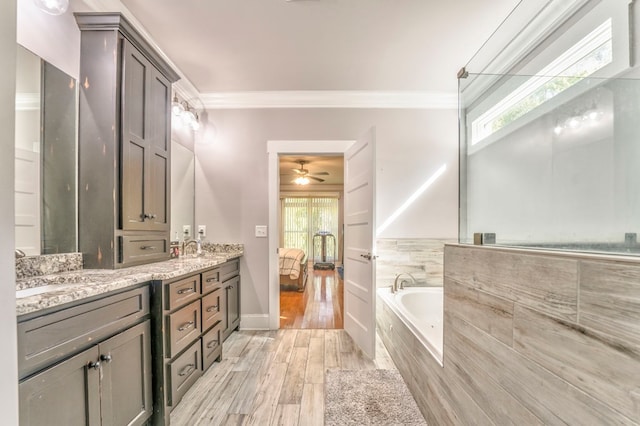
[15,249,26,259]
[182,239,201,256]
[392,272,416,293]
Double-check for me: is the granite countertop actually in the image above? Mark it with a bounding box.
[16,250,243,317]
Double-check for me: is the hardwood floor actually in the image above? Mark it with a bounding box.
[170,329,397,426]
[280,267,344,329]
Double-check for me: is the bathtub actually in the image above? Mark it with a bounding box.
[378,286,443,365]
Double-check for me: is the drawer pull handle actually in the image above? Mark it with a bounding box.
[140,245,156,250]
[206,277,218,283]
[206,340,219,349]
[178,364,196,377]
[206,305,219,312]
[100,354,112,363]
[178,321,195,332]
[177,287,195,295]
[88,361,101,370]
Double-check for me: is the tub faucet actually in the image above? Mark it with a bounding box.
[392,272,416,293]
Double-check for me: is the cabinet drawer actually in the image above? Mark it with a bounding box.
[201,289,223,332]
[166,300,201,358]
[201,268,221,294]
[220,259,239,282]
[167,340,202,408]
[120,236,169,265]
[18,286,149,380]
[166,275,200,310]
[202,322,222,372]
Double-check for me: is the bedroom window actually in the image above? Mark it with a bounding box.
[281,197,339,260]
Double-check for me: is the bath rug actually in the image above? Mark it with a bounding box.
[325,369,427,426]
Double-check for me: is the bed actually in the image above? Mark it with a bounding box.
[279,248,308,291]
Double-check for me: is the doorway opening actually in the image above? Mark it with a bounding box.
[278,156,344,329]
[267,140,354,331]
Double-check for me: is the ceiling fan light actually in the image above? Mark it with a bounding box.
[294,176,310,185]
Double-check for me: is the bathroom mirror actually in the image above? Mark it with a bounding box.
[15,45,77,255]
[170,140,195,242]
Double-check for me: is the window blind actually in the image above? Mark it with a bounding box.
[281,197,339,261]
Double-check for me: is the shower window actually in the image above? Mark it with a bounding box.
[281,196,339,257]
[471,18,613,146]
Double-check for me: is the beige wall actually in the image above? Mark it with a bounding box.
[379,244,640,424]
[194,107,458,319]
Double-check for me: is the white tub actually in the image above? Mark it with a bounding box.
[378,286,443,365]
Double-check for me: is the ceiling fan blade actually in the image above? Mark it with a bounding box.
[291,168,306,175]
[308,176,325,182]
[314,171,329,175]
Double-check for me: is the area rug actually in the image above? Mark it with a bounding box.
[325,369,427,426]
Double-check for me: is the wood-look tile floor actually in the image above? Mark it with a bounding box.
[279,268,344,329]
[170,329,397,426]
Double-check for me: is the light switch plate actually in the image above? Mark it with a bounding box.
[255,225,268,237]
[198,225,206,238]
[182,225,191,238]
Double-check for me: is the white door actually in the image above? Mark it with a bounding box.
[343,128,376,358]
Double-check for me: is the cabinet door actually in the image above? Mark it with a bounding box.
[121,39,152,231]
[19,346,101,426]
[224,276,240,341]
[99,320,153,426]
[147,69,171,231]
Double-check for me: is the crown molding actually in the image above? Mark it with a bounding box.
[77,0,201,102]
[200,91,458,109]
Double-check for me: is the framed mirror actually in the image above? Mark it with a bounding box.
[15,45,78,255]
[170,140,195,242]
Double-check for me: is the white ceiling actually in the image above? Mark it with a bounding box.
[279,155,344,186]
[118,0,520,95]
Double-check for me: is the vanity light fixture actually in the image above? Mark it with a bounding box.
[171,95,185,116]
[33,0,69,15]
[553,103,603,136]
[171,94,201,131]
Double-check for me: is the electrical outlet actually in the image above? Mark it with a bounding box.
[182,225,191,238]
[255,225,268,238]
[198,225,206,238]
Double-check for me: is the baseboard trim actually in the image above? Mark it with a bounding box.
[240,314,271,330]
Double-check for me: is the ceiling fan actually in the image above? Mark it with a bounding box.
[291,160,329,184]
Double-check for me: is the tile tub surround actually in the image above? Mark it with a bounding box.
[16,253,83,279]
[377,244,640,425]
[16,250,243,316]
[376,238,455,288]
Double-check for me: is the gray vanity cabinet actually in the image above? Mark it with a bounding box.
[221,259,241,341]
[18,286,152,426]
[19,346,101,425]
[75,13,179,269]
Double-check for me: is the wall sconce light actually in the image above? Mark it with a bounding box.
[171,94,200,131]
[33,0,69,15]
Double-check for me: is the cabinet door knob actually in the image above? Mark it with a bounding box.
[100,354,112,363]
[142,213,157,220]
[88,361,101,370]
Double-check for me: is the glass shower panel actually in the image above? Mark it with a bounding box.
[459,73,640,255]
